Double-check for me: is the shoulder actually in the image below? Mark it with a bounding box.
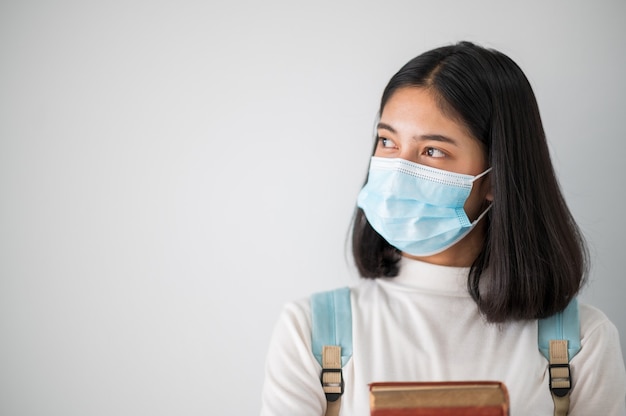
[578,302,620,343]
[569,302,626,413]
[276,283,375,336]
[274,284,364,329]
[281,295,311,318]
[574,301,624,374]
[272,296,312,341]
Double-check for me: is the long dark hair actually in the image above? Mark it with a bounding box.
[351,41,588,322]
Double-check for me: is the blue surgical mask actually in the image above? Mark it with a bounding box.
[357,156,492,256]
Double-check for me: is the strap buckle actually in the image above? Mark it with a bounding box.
[549,363,572,397]
[321,368,344,402]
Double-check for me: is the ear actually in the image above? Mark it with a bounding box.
[483,173,494,202]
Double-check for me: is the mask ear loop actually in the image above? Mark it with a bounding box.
[472,167,492,181]
[470,167,493,225]
[471,203,492,225]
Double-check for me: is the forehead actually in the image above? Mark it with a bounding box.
[380,87,476,141]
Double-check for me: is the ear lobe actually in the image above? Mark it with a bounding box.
[486,189,494,202]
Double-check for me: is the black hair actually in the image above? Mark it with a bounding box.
[351,41,588,322]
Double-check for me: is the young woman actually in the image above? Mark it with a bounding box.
[260,41,626,415]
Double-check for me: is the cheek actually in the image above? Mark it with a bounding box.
[464,180,491,221]
[463,192,483,221]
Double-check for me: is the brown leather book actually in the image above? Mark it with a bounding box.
[369,381,509,415]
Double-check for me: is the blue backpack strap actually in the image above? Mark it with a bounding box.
[538,298,581,361]
[310,287,353,413]
[538,298,581,416]
[310,287,353,367]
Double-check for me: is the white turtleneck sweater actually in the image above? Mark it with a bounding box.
[260,258,626,415]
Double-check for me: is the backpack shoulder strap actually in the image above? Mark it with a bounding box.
[538,298,582,360]
[310,287,353,416]
[310,289,581,416]
[538,298,582,416]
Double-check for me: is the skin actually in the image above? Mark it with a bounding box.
[375,86,493,267]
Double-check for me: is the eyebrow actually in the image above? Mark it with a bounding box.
[377,122,459,146]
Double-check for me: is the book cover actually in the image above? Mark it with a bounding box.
[369,381,509,416]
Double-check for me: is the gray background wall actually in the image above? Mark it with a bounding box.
[1,1,624,415]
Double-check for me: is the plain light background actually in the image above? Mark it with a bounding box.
[1,1,624,415]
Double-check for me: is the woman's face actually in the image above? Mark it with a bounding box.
[375,86,493,265]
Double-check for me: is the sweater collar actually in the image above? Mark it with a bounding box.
[384,256,471,296]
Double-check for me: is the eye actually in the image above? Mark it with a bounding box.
[377,136,397,149]
[424,147,446,158]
